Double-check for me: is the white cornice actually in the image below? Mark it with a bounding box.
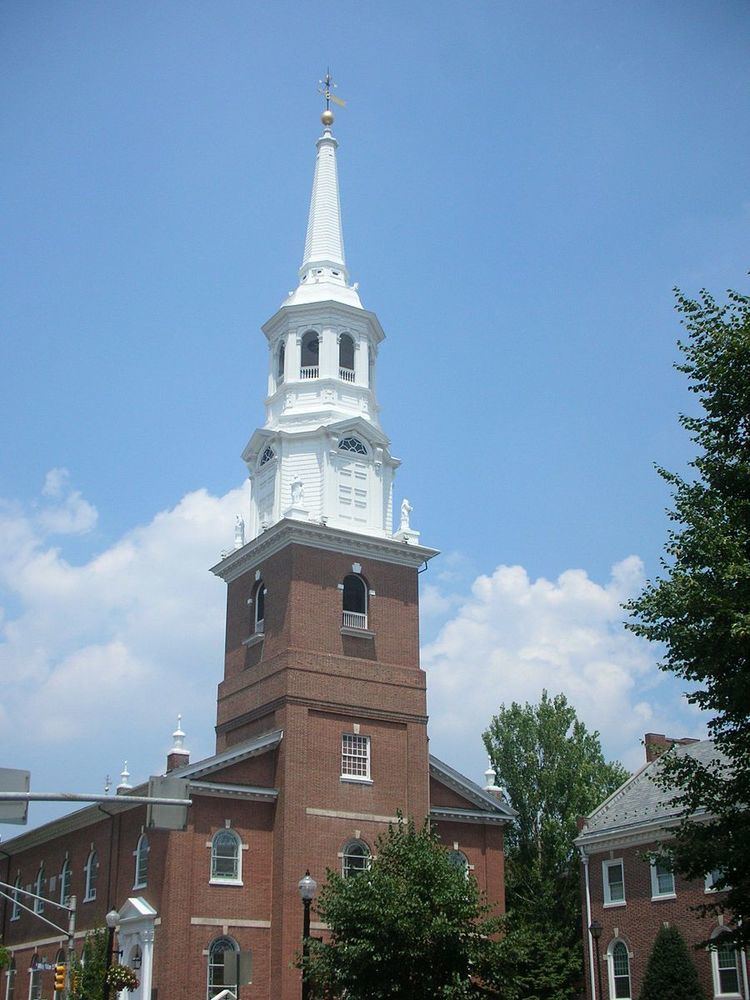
[262,300,385,344]
[211,519,439,582]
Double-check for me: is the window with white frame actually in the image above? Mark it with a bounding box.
[650,856,675,898]
[341,733,370,781]
[448,850,470,879]
[33,865,44,914]
[134,833,149,888]
[84,849,99,902]
[711,931,741,998]
[207,936,239,999]
[210,829,242,884]
[342,840,371,878]
[603,859,625,905]
[10,875,20,920]
[4,956,15,1000]
[29,957,41,1000]
[342,574,368,630]
[706,868,724,893]
[608,940,632,999]
[59,859,71,907]
[252,580,266,634]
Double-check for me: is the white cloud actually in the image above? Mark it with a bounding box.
[0,473,245,815]
[423,557,706,778]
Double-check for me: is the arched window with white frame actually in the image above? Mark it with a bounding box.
[10,875,20,921]
[607,939,632,999]
[84,849,99,902]
[33,865,44,914]
[28,956,41,1000]
[4,955,15,1000]
[710,929,741,998]
[210,829,242,884]
[134,832,149,888]
[59,859,71,907]
[342,574,368,630]
[252,579,266,635]
[447,850,470,879]
[342,840,371,878]
[206,936,239,999]
[276,341,286,384]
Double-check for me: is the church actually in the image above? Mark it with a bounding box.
[0,101,513,1000]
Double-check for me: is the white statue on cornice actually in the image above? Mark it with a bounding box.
[400,498,413,533]
[234,514,245,549]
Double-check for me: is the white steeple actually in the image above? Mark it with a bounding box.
[240,99,414,546]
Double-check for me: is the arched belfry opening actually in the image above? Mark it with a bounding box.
[342,573,368,629]
[300,330,319,377]
[339,333,355,381]
[277,341,285,382]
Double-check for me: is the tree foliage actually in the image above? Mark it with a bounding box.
[71,927,108,1000]
[626,287,750,946]
[483,691,628,1000]
[302,817,501,999]
[638,924,706,1000]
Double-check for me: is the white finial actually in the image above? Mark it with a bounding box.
[170,715,190,757]
[117,761,131,791]
[234,514,245,549]
[104,774,111,796]
[484,757,497,792]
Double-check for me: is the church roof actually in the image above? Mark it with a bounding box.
[575,739,723,848]
[429,754,517,823]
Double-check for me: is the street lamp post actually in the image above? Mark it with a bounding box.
[102,908,120,1000]
[589,919,604,1000]
[297,870,317,1000]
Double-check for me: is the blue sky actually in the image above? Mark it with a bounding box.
[1,1,748,831]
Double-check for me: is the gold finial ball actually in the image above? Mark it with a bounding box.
[321,109,334,126]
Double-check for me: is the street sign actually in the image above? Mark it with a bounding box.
[146,775,189,830]
[222,950,252,986]
[0,768,30,824]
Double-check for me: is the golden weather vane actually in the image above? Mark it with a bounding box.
[318,69,346,113]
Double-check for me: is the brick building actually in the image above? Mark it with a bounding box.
[0,103,513,1000]
[576,734,749,1000]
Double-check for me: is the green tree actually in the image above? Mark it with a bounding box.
[638,925,706,1000]
[303,817,500,999]
[71,927,108,1000]
[483,691,628,1000]
[626,287,750,947]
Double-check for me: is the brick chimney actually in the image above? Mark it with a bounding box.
[644,732,700,763]
[166,715,190,772]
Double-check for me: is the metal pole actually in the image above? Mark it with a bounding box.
[65,895,76,998]
[594,936,604,1000]
[302,896,311,1000]
[102,923,116,1000]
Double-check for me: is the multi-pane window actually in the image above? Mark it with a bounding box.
[342,840,371,878]
[59,860,71,906]
[134,833,149,888]
[650,857,675,898]
[448,850,470,878]
[4,957,15,1000]
[705,868,723,893]
[338,436,367,455]
[603,859,625,905]
[259,445,275,467]
[33,865,45,914]
[210,830,241,883]
[29,957,42,1000]
[10,875,20,920]
[712,934,741,997]
[610,941,631,999]
[341,733,370,780]
[253,581,266,634]
[84,850,99,901]
[207,936,239,1000]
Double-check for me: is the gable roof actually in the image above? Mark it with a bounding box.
[429,755,517,823]
[575,739,723,848]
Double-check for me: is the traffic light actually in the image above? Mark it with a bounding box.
[71,969,80,994]
[54,963,66,992]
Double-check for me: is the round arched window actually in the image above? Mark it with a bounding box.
[342,840,371,878]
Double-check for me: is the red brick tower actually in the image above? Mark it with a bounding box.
[210,99,440,996]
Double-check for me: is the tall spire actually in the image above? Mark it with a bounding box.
[299,111,348,284]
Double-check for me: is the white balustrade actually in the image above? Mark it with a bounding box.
[342,611,368,630]
[339,367,355,383]
[300,366,319,380]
